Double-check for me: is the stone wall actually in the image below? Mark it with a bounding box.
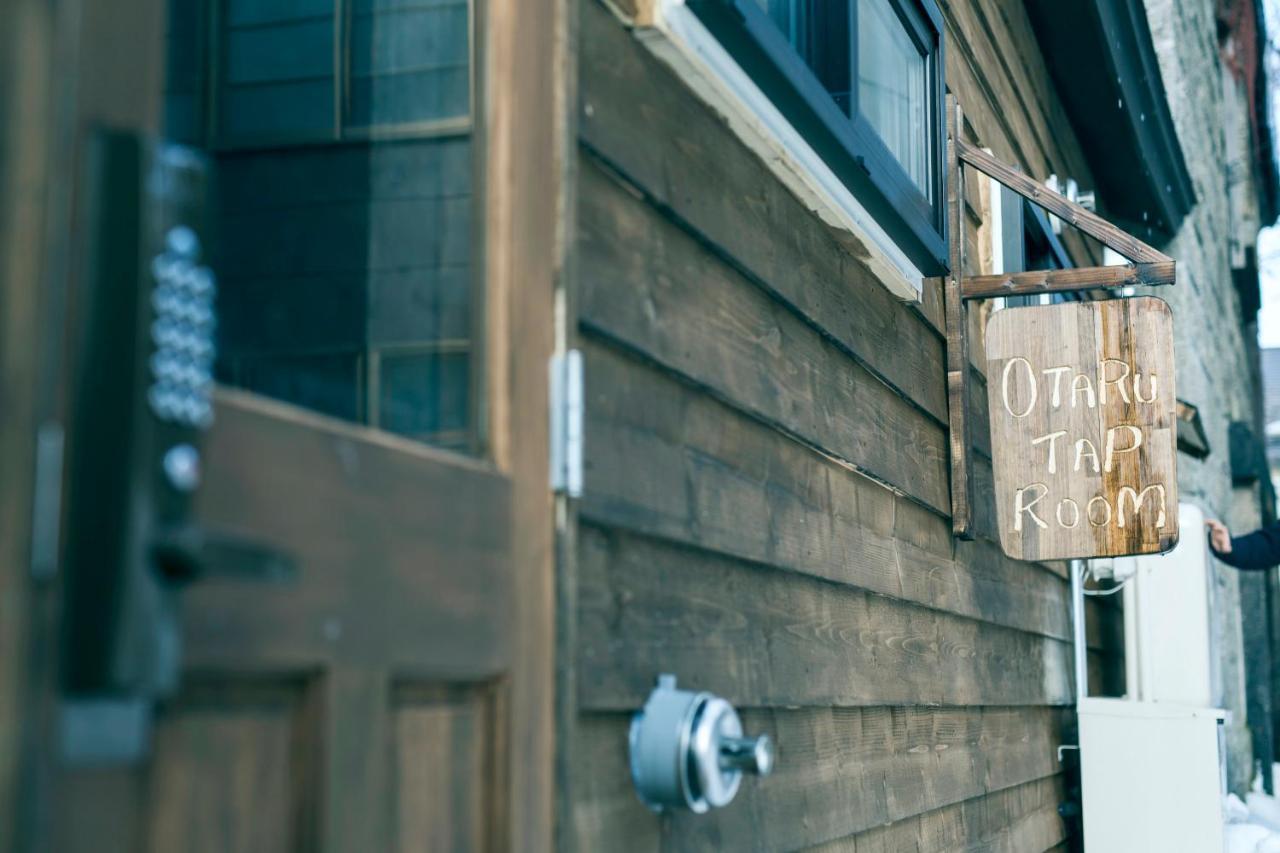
[1144,0,1269,795]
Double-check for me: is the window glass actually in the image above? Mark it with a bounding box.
[698,0,947,272]
[754,0,851,112]
[347,0,470,130]
[213,139,475,452]
[167,0,478,453]
[217,0,335,145]
[753,0,932,201]
[857,0,930,198]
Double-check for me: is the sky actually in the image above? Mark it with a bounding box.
[1260,0,1280,350]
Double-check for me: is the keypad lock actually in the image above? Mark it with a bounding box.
[59,131,292,763]
[629,674,774,813]
[147,223,216,432]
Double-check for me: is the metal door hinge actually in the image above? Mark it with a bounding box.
[549,350,583,498]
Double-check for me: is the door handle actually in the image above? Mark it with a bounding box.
[151,523,296,584]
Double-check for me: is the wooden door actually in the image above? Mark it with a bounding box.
[1,0,566,849]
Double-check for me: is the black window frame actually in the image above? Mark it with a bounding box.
[997,188,1077,307]
[688,0,948,275]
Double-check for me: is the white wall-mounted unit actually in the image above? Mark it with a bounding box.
[1126,502,1218,706]
[1079,502,1226,852]
[1079,698,1225,853]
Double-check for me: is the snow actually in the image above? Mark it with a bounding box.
[1225,765,1280,852]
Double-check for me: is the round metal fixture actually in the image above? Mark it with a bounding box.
[628,674,774,813]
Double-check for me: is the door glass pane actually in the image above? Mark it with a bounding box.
[163,0,477,453]
[347,0,470,130]
[857,0,930,197]
[217,0,336,146]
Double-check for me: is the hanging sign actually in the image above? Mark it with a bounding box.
[985,297,1179,561]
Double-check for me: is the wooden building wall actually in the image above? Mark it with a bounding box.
[564,0,1124,849]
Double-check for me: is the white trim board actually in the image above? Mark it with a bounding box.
[630,0,926,301]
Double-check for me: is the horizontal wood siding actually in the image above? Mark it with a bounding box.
[803,776,1069,852]
[571,710,1069,851]
[568,0,1117,849]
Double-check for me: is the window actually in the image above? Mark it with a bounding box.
[163,0,481,453]
[857,0,931,195]
[210,0,472,148]
[990,182,1076,308]
[691,0,947,275]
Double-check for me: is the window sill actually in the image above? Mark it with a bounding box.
[611,0,925,301]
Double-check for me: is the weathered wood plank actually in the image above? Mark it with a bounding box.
[806,775,1067,852]
[582,341,1077,643]
[977,0,1088,177]
[571,709,1067,851]
[962,261,1176,300]
[578,157,953,514]
[577,525,1075,709]
[941,0,1093,204]
[944,99,975,539]
[958,140,1170,264]
[568,713,660,852]
[580,145,1002,451]
[582,342,1123,665]
[985,298,1179,560]
[578,0,949,420]
[941,0,1103,268]
[939,6,1101,271]
[917,272,948,335]
[188,389,513,673]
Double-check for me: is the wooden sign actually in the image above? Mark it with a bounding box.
[985,297,1178,561]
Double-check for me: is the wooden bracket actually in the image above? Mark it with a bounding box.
[941,97,974,539]
[938,98,1175,539]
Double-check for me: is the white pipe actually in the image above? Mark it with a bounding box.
[1123,579,1140,700]
[1071,559,1089,704]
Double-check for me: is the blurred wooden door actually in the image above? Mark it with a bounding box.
[1,0,565,849]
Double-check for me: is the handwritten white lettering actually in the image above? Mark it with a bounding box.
[1014,484,1049,531]
[1070,373,1097,409]
[1103,425,1143,473]
[1032,430,1067,474]
[1002,357,1037,418]
[1099,359,1131,405]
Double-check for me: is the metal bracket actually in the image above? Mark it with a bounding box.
[549,349,584,498]
[935,96,1176,539]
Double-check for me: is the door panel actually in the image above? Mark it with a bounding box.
[392,682,497,852]
[140,389,512,849]
[16,0,565,846]
[187,391,511,674]
[146,676,319,853]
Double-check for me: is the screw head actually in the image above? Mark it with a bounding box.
[165,226,200,260]
[162,443,201,492]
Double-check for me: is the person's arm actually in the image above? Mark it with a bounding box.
[1210,520,1280,570]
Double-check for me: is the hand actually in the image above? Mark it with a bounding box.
[1207,519,1232,554]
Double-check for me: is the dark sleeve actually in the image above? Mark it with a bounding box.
[1213,522,1280,570]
